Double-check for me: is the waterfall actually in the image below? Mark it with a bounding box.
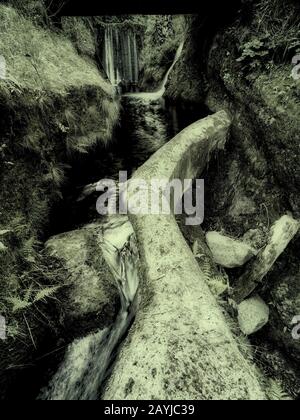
[133,32,139,83]
[104,27,117,86]
[39,215,140,401]
[124,41,184,101]
[103,26,139,89]
[159,41,184,95]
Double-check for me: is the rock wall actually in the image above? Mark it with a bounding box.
[138,15,186,91]
[201,2,300,372]
[139,0,300,393]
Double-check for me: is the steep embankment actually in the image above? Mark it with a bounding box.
[166,1,300,221]
[201,1,300,392]
[188,1,300,396]
[138,15,186,92]
[140,0,300,397]
[0,3,119,400]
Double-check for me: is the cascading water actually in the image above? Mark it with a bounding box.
[159,41,184,96]
[39,216,140,401]
[124,41,184,101]
[103,26,139,89]
[38,37,194,401]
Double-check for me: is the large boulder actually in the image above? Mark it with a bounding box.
[206,231,257,268]
[238,295,270,336]
[46,223,119,337]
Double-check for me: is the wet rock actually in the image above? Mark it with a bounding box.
[206,231,257,268]
[238,295,270,335]
[0,241,7,252]
[46,223,119,335]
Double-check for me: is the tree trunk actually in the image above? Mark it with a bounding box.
[103,111,266,400]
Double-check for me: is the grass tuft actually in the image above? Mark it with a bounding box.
[0,4,113,95]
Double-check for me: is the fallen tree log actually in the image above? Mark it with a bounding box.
[232,215,300,304]
[103,111,266,400]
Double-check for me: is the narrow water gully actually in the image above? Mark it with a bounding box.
[49,92,209,234]
[40,43,209,399]
[39,215,139,400]
[49,38,208,236]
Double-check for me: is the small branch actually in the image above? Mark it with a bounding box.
[261,203,270,230]
[23,314,37,350]
[48,1,67,18]
[232,215,299,304]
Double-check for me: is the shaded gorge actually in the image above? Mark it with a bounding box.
[39,38,209,400]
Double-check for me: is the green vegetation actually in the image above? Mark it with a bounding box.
[236,0,300,73]
[0,5,112,93]
[0,2,119,384]
[139,15,186,91]
[0,221,65,340]
[61,17,97,59]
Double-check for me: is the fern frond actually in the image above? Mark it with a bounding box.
[198,256,229,296]
[6,296,32,313]
[266,379,292,400]
[33,286,60,303]
[44,163,66,186]
[24,284,34,302]
[22,236,38,263]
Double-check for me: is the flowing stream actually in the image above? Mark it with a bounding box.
[39,215,139,400]
[39,37,206,400]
